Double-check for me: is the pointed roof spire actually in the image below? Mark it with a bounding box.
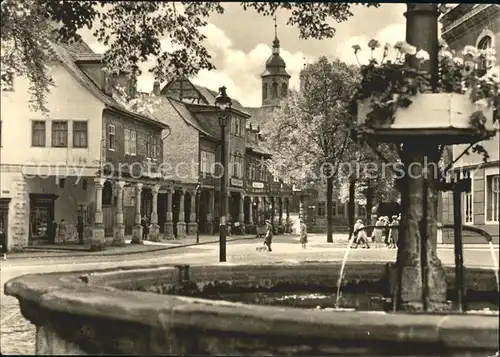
[274,14,278,39]
[272,14,280,53]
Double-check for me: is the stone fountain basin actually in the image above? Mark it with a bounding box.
[4,261,499,356]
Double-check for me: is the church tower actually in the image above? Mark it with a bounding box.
[261,17,290,107]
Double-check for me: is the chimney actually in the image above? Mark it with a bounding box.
[153,81,161,96]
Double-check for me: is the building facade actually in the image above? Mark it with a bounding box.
[440,4,500,243]
[157,73,294,235]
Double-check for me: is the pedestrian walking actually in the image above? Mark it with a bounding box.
[373,216,385,247]
[141,215,149,241]
[353,219,370,249]
[264,219,273,252]
[389,215,399,249]
[58,219,67,243]
[383,216,390,247]
[48,219,58,244]
[77,216,84,245]
[299,220,308,249]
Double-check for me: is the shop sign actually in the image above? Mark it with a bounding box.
[230,178,244,187]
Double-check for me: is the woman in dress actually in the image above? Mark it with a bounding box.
[373,216,385,247]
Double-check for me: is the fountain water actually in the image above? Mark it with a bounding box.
[334,232,358,308]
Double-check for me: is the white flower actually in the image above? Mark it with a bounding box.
[394,41,406,51]
[402,43,417,55]
[462,45,480,58]
[416,49,430,61]
[439,50,453,59]
[453,57,464,66]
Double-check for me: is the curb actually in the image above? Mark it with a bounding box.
[5,235,264,260]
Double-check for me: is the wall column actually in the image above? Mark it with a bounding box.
[187,190,197,236]
[248,196,254,225]
[207,190,214,235]
[278,197,283,227]
[285,197,291,233]
[149,185,160,241]
[260,197,266,225]
[270,196,275,227]
[112,181,126,247]
[177,188,187,238]
[90,178,105,251]
[163,188,175,240]
[299,195,305,222]
[238,193,245,234]
[131,183,143,244]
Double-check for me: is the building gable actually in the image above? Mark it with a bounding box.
[161,78,208,105]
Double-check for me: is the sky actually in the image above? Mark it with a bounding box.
[83,3,410,108]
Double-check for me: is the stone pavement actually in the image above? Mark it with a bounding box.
[5,233,264,260]
[289,233,499,250]
[1,238,498,355]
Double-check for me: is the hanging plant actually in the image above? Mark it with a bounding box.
[354,39,499,132]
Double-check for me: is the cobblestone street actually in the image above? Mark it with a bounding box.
[1,236,498,355]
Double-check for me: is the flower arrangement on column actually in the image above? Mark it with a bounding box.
[353,39,499,151]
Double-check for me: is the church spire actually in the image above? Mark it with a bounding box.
[272,14,280,55]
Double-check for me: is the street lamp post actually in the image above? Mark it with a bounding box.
[215,86,232,263]
[195,181,201,244]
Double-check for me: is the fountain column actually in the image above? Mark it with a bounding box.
[395,3,447,312]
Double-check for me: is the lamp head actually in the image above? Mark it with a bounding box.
[215,86,232,111]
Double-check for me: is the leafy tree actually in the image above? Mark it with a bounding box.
[1,0,378,112]
[337,140,400,238]
[263,56,360,243]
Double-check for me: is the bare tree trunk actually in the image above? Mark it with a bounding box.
[347,178,356,241]
[326,176,334,243]
[365,185,374,236]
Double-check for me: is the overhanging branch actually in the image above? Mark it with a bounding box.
[365,140,399,175]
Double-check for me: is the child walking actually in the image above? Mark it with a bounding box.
[264,219,273,252]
